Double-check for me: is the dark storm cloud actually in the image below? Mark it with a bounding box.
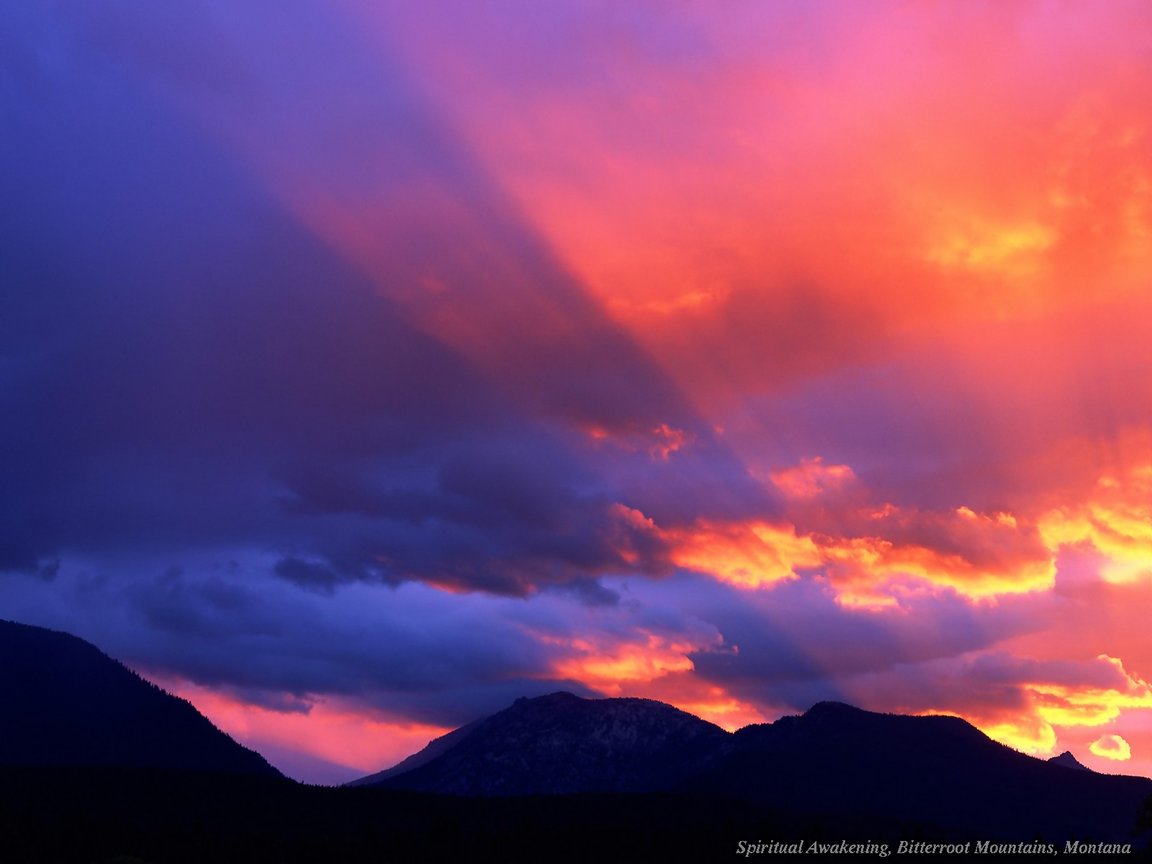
[0,0,769,600]
[2,563,596,727]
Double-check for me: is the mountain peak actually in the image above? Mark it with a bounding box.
[1049,750,1092,771]
[354,691,728,795]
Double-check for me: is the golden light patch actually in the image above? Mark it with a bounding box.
[1039,465,1152,584]
[1089,734,1132,761]
[926,220,1055,278]
[976,716,1057,756]
[674,696,767,732]
[617,495,1052,600]
[821,535,1054,602]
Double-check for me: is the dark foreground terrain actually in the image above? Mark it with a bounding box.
[0,766,855,863]
[2,765,1150,864]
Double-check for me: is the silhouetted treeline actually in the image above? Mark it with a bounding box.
[12,765,1126,864]
[0,619,279,777]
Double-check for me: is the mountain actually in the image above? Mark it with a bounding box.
[358,695,1152,843]
[0,618,280,777]
[693,701,1152,840]
[1049,750,1092,771]
[352,691,729,795]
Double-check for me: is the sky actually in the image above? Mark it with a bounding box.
[2,0,1152,785]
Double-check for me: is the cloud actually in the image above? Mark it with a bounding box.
[1040,464,1152,585]
[1089,734,1132,761]
[0,0,781,603]
[2,561,598,727]
[616,481,1053,602]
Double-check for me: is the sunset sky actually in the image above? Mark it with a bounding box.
[3,0,1152,784]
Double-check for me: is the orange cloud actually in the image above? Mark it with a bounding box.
[538,625,766,730]
[666,520,823,590]
[551,632,700,694]
[615,488,1053,602]
[770,458,857,501]
[1090,734,1133,761]
[1039,465,1152,585]
[819,533,1054,605]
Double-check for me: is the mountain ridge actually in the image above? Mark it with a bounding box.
[3,616,1149,849]
[0,618,281,777]
[354,690,1152,842]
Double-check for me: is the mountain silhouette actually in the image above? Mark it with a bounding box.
[358,694,1152,843]
[694,700,1152,840]
[0,619,280,776]
[1049,750,1092,771]
[352,691,729,794]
